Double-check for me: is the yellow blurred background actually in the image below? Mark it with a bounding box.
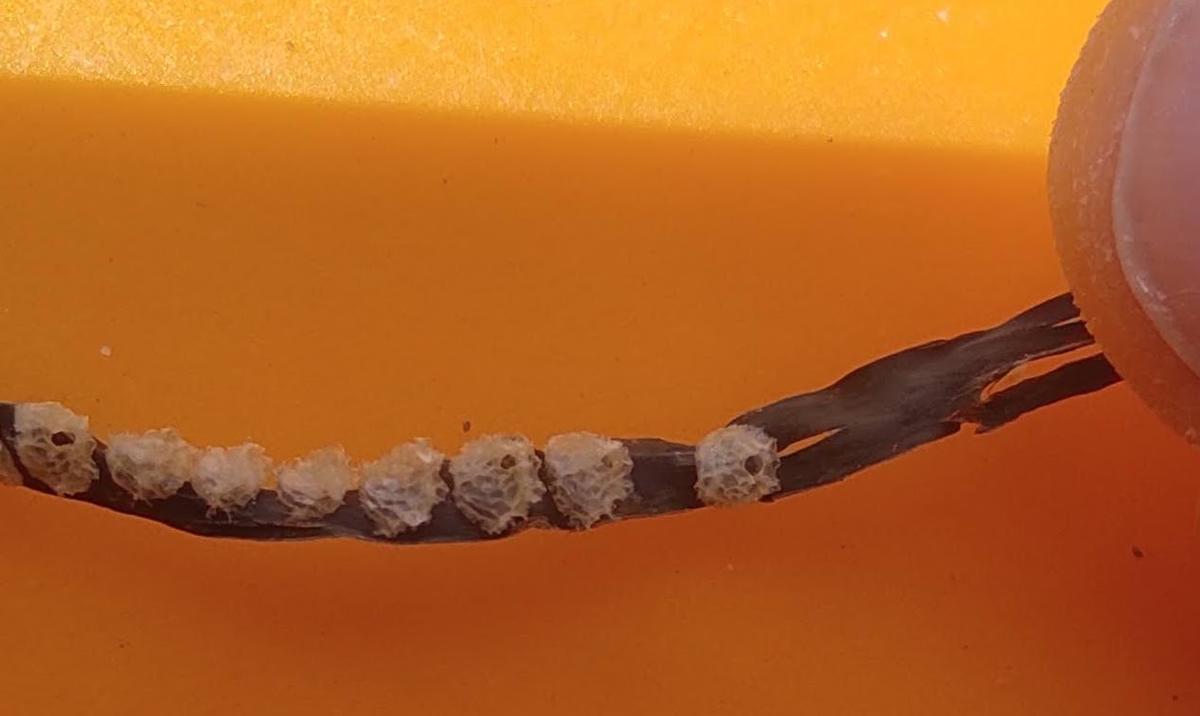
[1,1,1196,714]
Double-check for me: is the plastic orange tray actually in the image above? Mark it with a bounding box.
[1,2,1196,713]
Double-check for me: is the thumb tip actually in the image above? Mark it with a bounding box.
[1050,0,1200,441]
[1113,0,1200,374]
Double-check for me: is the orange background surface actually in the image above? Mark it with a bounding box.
[1,1,1197,714]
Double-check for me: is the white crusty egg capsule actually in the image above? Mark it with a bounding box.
[107,428,199,501]
[276,446,355,522]
[359,439,448,537]
[448,434,545,535]
[192,443,270,512]
[543,432,634,529]
[694,424,781,506]
[12,402,99,495]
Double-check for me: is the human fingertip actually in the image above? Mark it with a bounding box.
[1049,0,1200,441]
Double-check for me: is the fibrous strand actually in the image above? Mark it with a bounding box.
[0,294,1121,545]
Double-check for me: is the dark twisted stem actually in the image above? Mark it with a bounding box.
[0,293,1122,545]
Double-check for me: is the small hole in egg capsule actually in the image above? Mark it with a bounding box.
[499,454,516,469]
[743,455,763,474]
[50,431,75,446]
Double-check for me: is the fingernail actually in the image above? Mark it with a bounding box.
[1113,0,1200,375]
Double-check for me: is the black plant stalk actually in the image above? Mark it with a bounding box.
[0,293,1120,545]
